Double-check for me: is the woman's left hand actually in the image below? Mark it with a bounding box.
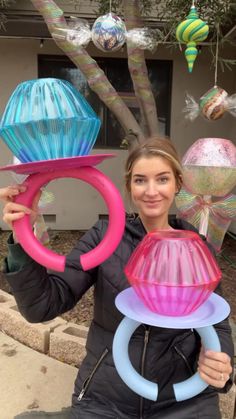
[198,346,232,388]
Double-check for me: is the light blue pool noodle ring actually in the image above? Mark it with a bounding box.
[173,326,221,401]
[112,317,158,401]
[113,318,221,402]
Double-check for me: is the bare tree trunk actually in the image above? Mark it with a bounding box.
[124,0,159,138]
[31,0,145,145]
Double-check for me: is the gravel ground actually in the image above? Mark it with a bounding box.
[0,229,235,326]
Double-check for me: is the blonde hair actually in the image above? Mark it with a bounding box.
[125,137,183,200]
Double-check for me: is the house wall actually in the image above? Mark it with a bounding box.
[0,38,235,230]
[0,1,161,21]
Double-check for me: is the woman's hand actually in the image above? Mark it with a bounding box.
[198,346,232,388]
[1,185,41,236]
[0,185,26,201]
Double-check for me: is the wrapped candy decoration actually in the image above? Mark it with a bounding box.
[0,78,101,162]
[91,13,126,52]
[53,17,94,48]
[58,17,91,47]
[52,16,160,52]
[176,138,236,251]
[125,27,160,51]
[184,86,236,121]
[176,5,209,72]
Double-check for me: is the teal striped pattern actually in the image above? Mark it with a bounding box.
[0,78,101,162]
[185,42,198,73]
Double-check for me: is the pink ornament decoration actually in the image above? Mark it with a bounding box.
[113,228,229,402]
[182,137,236,196]
[124,230,221,316]
[176,138,236,251]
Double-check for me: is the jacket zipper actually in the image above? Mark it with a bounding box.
[139,326,151,419]
[173,345,194,375]
[77,347,109,401]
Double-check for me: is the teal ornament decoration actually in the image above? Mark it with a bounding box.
[0,78,101,162]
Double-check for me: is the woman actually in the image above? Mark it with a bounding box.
[1,137,233,418]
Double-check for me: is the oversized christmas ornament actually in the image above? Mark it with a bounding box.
[91,13,126,52]
[113,230,230,402]
[124,229,221,316]
[0,78,125,272]
[182,137,236,196]
[176,138,236,251]
[200,86,228,120]
[0,78,101,162]
[52,16,159,52]
[176,5,209,72]
[184,86,236,121]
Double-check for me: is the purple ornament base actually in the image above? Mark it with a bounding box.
[116,288,230,328]
[0,154,115,174]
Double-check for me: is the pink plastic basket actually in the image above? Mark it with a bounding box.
[124,230,221,316]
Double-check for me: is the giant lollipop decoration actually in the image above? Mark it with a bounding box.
[176,2,209,73]
[113,230,230,401]
[0,78,125,271]
[175,138,236,251]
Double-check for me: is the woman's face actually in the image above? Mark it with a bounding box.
[130,156,178,223]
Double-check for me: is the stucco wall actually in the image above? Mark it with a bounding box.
[0,38,235,230]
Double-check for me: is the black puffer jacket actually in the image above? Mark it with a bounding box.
[5,216,234,419]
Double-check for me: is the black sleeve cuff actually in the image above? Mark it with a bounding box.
[4,233,33,272]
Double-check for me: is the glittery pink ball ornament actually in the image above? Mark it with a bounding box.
[124,230,221,316]
[182,138,236,196]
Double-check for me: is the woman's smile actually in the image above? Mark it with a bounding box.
[143,200,163,206]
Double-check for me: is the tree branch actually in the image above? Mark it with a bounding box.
[31,0,145,144]
[123,0,159,138]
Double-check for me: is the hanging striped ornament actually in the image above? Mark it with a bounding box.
[176,5,209,73]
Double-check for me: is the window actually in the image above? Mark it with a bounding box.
[38,55,172,149]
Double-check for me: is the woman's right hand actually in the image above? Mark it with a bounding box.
[1,185,41,233]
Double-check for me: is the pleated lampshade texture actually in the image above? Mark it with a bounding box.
[125,230,221,316]
[0,78,101,162]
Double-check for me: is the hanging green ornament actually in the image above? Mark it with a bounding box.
[176,4,209,73]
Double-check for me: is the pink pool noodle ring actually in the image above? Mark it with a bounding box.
[13,167,125,272]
